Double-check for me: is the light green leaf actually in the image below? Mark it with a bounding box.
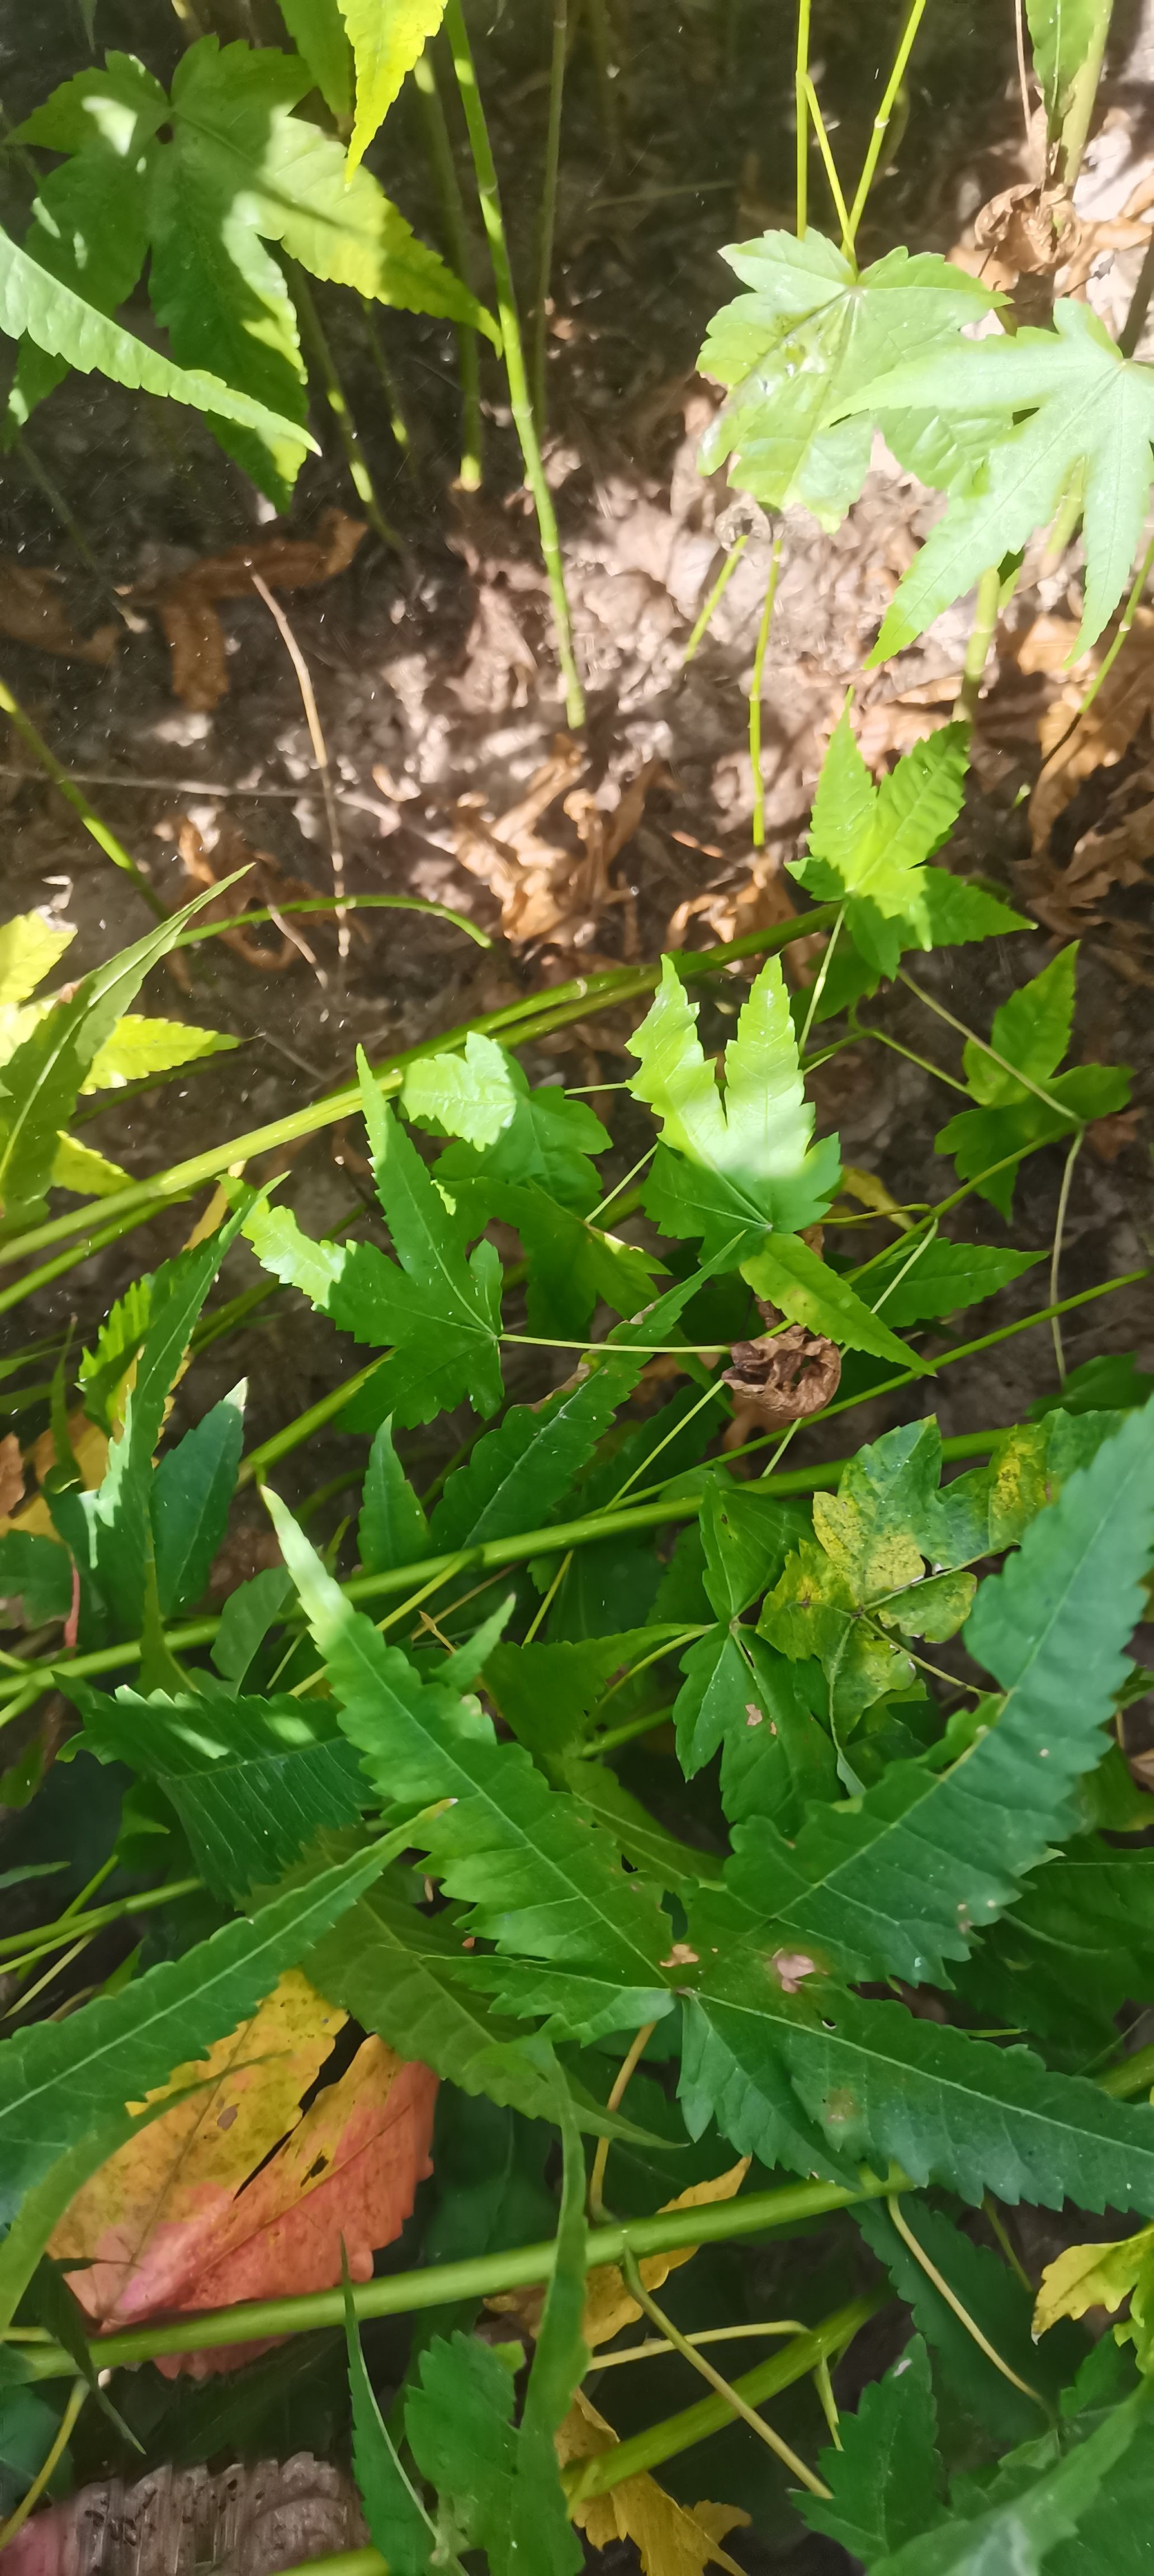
[1025,0,1113,127]
[629,953,841,1258]
[338,0,448,176]
[0,878,230,1236]
[278,0,353,117]
[839,303,1154,655]
[698,230,999,531]
[437,1066,609,1211]
[0,1839,391,2224]
[50,1131,129,1197]
[742,1232,924,1370]
[0,911,74,1014]
[402,1031,520,1148]
[153,1381,246,1617]
[792,712,972,976]
[82,1014,238,1093]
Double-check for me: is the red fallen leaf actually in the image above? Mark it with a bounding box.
[49,1971,437,2378]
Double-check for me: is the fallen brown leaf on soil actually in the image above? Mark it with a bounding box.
[148,510,366,711]
[176,817,328,972]
[0,562,118,666]
[667,848,797,949]
[452,741,661,945]
[50,1970,437,2377]
[0,2456,366,2576]
[1088,1109,1141,1161]
[557,2389,750,2576]
[723,1317,841,1440]
[1029,607,1154,850]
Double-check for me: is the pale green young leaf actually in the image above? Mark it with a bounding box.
[346,2276,437,2576]
[338,0,448,176]
[49,1132,129,1197]
[152,1382,247,1617]
[838,303,1154,656]
[278,0,353,117]
[873,2386,1152,2576]
[0,878,230,1236]
[267,1494,676,2037]
[82,1014,238,1094]
[698,231,999,529]
[437,1068,609,1211]
[77,1680,370,1901]
[359,1417,429,1574]
[629,953,841,1258]
[680,1966,1154,2207]
[0,911,73,1014]
[746,1398,1154,1986]
[401,1031,519,1148]
[0,1840,391,2224]
[793,713,972,976]
[801,2337,944,2563]
[1025,0,1113,126]
[742,1233,924,1370]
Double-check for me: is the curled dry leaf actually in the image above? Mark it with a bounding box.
[723,1318,841,1433]
[49,1970,437,2376]
[0,2456,367,2576]
[451,741,660,946]
[558,2389,750,2576]
[146,509,366,711]
[177,818,324,973]
[0,562,118,667]
[0,1434,25,1519]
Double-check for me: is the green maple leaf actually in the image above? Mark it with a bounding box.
[836,300,1154,655]
[936,944,1131,1215]
[792,712,1024,977]
[627,951,841,1261]
[697,228,999,530]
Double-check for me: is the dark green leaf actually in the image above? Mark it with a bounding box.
[153,1380,245,1617]
[359,1417,429,1574]
[801,2336,944,2560]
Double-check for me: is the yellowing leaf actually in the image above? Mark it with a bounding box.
[50,1968,438,2375]
[1034,2223,1154,2337]
[81,1015,238,1093]
[558,2388,749,2575]
[50,1131,130,1197]
[580,2159,750,2349]
[0,1409,108,1540]
[0,910,73,1011]
[339,0,447,176]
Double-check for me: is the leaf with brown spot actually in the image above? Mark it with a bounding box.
[558,2388,750,2575]
[49,1969,437,2376]
[146,509,366,710]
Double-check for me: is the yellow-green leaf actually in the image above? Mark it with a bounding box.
[82,1014,238,1095]
[51,1131,130,1196]
[338,0,448,176]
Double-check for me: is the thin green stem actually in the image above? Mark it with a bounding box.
[798,906,845,1049]
[533,0,569,433]
[0,911,836,1280]
[854,1018,973,1096]
[844,0,929,249]
[176,892,489,953]
[886,2196,1047,2408]
[958,564,1004,721]
[412,46,483,489]
[0,1878,202,1967]
[290,271,403,551]
[18,2176,900,2379]
[239,1359,390,1488]
[0,678,164,917]
[443,0,584,721]
[804,75,851,245]
[1048,1126,1085,1384]
[683,535,749,664]
[567,2295,884,2502]
[750,533,784,847]
[0,2379,88,2549]
[795,0,812,234]
[618,2248,832,2498]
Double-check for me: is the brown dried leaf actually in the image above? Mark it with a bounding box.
[177,817,327,972]
[0,562,118,667]
[0,1434,24,1519]
[558,2389,750,2576]
[1030,607,1154,849]
[0,2456,366,2576]
[149,509,366,710]
[723,1320,841,1431]
[452,742,659,946]
[1087,1109,1141,1162]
